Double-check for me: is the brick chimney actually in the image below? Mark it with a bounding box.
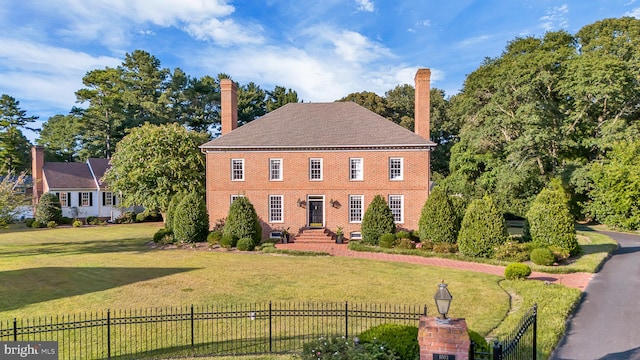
[220,79,238,135]
[414,69,431,141]
[31,146,44,206]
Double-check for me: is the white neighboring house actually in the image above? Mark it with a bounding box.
[31,146,128,221]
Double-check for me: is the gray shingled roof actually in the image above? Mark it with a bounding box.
[43,162,98,190]
[87,158,110,189]
[200,102,436,149]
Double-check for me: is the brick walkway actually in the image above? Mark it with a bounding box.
[275,242,592,290]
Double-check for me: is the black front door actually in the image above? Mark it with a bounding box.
[308,200,323,227]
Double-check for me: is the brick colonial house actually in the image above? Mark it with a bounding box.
[200,69,436,242]
[31,146,126,221]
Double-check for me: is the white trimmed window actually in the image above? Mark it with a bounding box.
[309,158,323,181]
[388,195,404,223]
[270,158,282,181]
[230,194,245,204]
[350,158,363,181]
[58,192,69,207]
[349,195,364,223]
[269,195,283,223]
[103,192,113,206]
[80,192,91,207]
[389,157,403,180]
[231,159,244,181]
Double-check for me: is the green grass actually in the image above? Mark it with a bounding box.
[0,223,507,336]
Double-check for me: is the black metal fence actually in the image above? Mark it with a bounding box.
[1,302,426,359]
[470,304,537,360]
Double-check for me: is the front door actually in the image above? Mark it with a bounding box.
[308,199,324,228]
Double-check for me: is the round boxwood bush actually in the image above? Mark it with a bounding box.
[220,233,236,248]
[530,247,555,266]
[457,195,508,258]
[379,233,397,248]
[153,227,174,244]
[468,330,489,352]
[173,192,209,243]
[504,263,532,280]
[358,323,419,360]
[72,220,83,228]
[236,237,255,251]
[361,195,396,245]
[207,230,223,245]
[34,192,62,225]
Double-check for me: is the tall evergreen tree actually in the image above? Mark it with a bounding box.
[457,195,508,258]
[0,95,37,173]
[361,195,396,245]
[418,187,459,244]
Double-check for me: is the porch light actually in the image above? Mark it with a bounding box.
[329,199,336,207]
[297,198,306,208]
[434,281,452,324]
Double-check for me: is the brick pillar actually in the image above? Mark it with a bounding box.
[31,146,44,208]
[418,316,470,360]
[220,79,238,135]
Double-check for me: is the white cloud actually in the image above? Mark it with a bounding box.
[355,0,375,12]
[539,4,569,31]
[0,37,121,115]
[625,7,640,18]
[184,18,265,46]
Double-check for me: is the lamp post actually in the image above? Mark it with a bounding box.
[434,281,452,324]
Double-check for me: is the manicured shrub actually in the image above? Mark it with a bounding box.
[224,197,262,247]
[468,330,489,352]
[31,221,44,228]
[220,233,236,248]
[236,237,255,251]
[207,230,223,245]
[24,218,35,228]
[359,323,419,360]
[47,221,57,229]
[433,242,458,254]
[530,247,555,266]
[526,180,578,255]
[173,192,209,243]
[60,217,73,225]
[396,238,415,249]
[115,211,136,224]
[379,233,397,248]
[494,241,529,262]
[419,187,459,244]
[153,228,174,244]
[361,195,396,245]
[395,230,411,241]
[300,335,397,360]
[34,193,62,225]
[165,193,183,230]
[418,240,434,251]
[504,263,532,280]
[72,220,83,227]
[457,195,509,258]
[86,216,98,225]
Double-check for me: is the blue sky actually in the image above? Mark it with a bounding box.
[1,0,639,141]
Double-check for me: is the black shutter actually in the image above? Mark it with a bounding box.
[78,193,82,206]
[102,192,106,206]
[89,192,93,206]
[55,192,59,199]
[68,193,71,206]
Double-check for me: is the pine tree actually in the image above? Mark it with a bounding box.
[34,193,62,224]
[457,195,508,258]
[361,195,396,245]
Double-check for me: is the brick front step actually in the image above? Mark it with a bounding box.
[289,228,345,244]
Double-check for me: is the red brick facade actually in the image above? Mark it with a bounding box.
[202,69,435,241]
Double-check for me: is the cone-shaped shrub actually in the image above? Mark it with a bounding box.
[223,196,262,246]
[35,192,62,224]
[173,192,209,243]
[458,195,508,258]
[418,187,459,244]
[526,181,578,254]
[361,195,396,245]
[165,192,183,231]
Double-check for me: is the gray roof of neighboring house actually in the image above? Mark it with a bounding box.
[200,102,436,150]
[42,159,110,190]
[87,158,110,189]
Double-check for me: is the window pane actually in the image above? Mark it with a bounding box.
[104,192,113,206]
[81,192,90,206]
[349,195,363,223]
[350,158,363,180]
[59,193,68,207]
[232,159,244,180]
[388,195,403,223]
[389,158,403,180]
[310,159,322,180]
[270,159,282,180]
[269,195,283,222]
